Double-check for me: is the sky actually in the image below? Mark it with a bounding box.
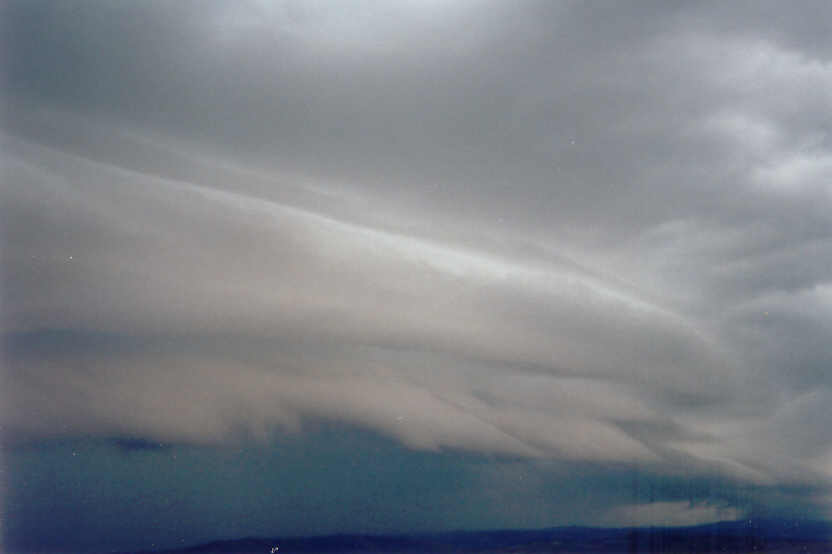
[1,0,832,551]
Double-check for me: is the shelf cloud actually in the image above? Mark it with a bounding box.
[2,0,832,545]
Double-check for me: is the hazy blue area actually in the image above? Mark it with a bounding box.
[3,425,816,552]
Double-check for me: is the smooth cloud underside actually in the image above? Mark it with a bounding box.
[2,0,832,524]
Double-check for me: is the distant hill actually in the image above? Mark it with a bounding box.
[126,519,832,553]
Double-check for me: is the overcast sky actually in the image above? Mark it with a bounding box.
[2,1,832,551]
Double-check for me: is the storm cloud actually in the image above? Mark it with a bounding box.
[2,0,832,541]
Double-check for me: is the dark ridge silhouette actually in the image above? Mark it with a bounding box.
[120,519,832,554]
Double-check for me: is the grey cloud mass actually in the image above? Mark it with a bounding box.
[2,0,832,537]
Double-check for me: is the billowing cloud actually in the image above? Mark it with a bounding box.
[2,0,832,535]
